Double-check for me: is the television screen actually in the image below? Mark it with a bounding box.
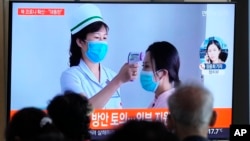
[8,1,235,140]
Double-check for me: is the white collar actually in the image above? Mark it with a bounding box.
[79,59,107,85]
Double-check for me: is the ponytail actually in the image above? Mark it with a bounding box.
[69,35,82,67]
[174,78,181,87]
[36,117,65,141]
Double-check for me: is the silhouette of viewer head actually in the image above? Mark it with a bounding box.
[105,119,179,141]
[5,107,46,141]
[167,81,217,140]
[47,91,93,141]
[35,117,65,141]
[5,107,64,141]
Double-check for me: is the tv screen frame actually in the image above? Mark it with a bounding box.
[7,1,236,140]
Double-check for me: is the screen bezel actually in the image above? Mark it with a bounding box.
[7,1,236,140]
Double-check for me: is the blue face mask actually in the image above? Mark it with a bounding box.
[85,41,108,63]
[140,70,159,92]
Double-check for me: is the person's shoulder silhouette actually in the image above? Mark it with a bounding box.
[104,119,179,141]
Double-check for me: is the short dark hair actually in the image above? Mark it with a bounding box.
[5,107,46,141]
[105,120,179,141]
[47,91,92,141]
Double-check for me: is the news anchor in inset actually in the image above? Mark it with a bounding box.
[60,4,139,109]
[205,37,227,64]
[140,41,181,108]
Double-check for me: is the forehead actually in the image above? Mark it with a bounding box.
[144,52,151,61]
[208,44,218,49]
[87,26,108,35]
[144,52,155,66]
[90,31,107,35]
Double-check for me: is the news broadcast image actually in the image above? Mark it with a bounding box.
[9,2,235,139]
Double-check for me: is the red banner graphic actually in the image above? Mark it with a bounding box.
[10,108,231,129]
[18,8,65,16]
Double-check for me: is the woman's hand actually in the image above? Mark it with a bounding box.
[115,63,139,83]
[205,54,210,63]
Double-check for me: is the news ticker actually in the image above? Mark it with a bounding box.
[90,128,230,139]
[230,124,250,140]
[89,125,250,140]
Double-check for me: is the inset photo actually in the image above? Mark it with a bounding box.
[199,36,227,74]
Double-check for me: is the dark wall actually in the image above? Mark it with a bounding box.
[232,0,249,124]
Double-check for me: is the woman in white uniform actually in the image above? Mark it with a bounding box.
[61,4,138,109]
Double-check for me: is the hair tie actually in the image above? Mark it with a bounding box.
[40,117,52,127]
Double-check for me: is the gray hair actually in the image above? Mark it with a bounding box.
[167,81,214,128]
